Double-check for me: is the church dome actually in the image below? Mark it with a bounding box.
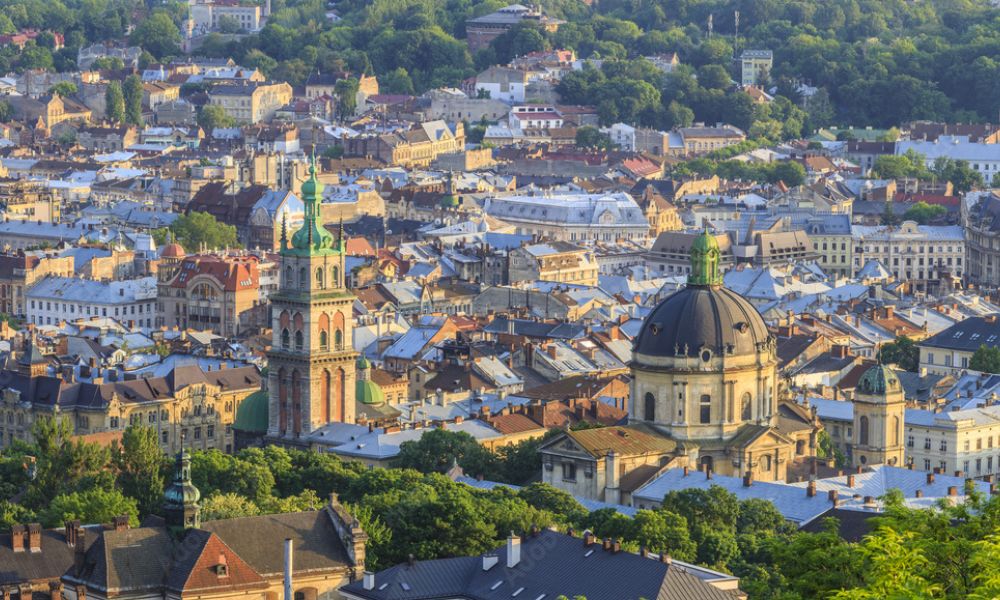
[161,242,186,258]
[356,378,385,405]
[857,364,901,396]
[233,390,268,433]
[634,230,771,361]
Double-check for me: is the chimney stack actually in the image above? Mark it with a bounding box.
[583,531,595,546]
[602,538,612,551]
[828,489,838,504]
[915,489,923,498]
[611,540,621,553]
[506,532,521,568]
[75,585,86,600]
[11,524,24,553]
[926,472,935,484]
[659,553,672,564]
[847,474,855,488]
[682,466,689,476]
[27,523,41,552]
[48,582,62,600]
[65,520,80,546]
[283,539,293,600]
[806,480,816,497]
[948,486,958,497]
[362,572,375,590]
[112,515,129,532]
[73,528,86,576]
[742,471,753,487]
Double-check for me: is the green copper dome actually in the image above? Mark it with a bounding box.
[163,449,201,508]
[356,378,385,405]
[688,228,723,287]
[234,390,268,433]
[284,155,343,256]
[357,355,371,370]
[857,364,901,396]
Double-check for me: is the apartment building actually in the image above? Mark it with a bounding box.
[206,81,293,123]
[851,221,964,293]
[26,276,158,328]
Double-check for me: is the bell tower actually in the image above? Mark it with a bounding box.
[267,156,357,442]
[852,364,905,468]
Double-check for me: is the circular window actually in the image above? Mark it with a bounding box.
[701,349,712,363]
[736,322,749,334]
[859,455,868,465]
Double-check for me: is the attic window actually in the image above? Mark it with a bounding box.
[215,555,229,577]
[953,331,964,338]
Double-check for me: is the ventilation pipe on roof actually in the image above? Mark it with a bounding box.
[283,538,293,600]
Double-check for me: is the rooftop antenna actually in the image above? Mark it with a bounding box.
[733,10,740,59]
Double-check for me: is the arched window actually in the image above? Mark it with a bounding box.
[332,266,339,287]
[643,392,655,421]
[334,329,342,350]
[699,395,711,424]
[859,416,870,446]
[316,267,324,288]
[892,416,900,446]
[281,328,289,348]
[299,267,307,289]
[741,392,752,421]
[318,313,330,350]
[319,329,328,349]
[294,330,304,351]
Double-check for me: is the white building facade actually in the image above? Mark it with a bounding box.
[27,276,158,328]
[483,192,649,244]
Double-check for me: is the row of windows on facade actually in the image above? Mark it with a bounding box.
[858,245,960,254]
[925,353,970,368]
[911,455,1000,475]
[30,300,154,315]
[907,434,999,453]
[643,392,756,424]
[32,315,154,328]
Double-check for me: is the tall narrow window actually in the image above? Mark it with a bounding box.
[644,392,655,421]
[859,416,870,446]
[699,395,711,424]
[741,392,752,420]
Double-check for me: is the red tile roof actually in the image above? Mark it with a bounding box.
[170,255,259,292]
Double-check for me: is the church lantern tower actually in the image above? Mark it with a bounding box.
[266,156,357,442]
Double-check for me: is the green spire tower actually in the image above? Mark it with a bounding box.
[688,228,723,286]
[286,154,344,257]
[267,153,358,443]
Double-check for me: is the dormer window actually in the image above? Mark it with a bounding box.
[216,555,229,577]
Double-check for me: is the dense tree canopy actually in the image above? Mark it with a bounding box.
[169,211,240,251]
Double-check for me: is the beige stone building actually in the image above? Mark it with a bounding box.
[342,121,465,168]
[509,241,598,287]
[207,81,293,123]
[0,253,74,317]
[0,340,261,454]
[851,365,906,468]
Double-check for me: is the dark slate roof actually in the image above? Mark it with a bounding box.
[340,529,737,600]
[0,527,99,585]
[895,371,951,403]
[483,317,586,340]
[200,510,350,577]
[919,315,1000,352]
[634,286,771,359]
[798,508,878,543]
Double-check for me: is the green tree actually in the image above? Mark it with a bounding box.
[170,212,240,252]
[903,200,948,225]
[629,509,696,559]
[130,10,180,59]
[832,527,941,599]
[28,416,111,507]
[39,488,139,529]
[123,74,143,126]
[0,99,11,123]
[517,483,587,523]
[575,126,615,150]
[393,428,496,477]
[932,157,983,193]
[48,81,77,97]
[197,104,236,131]
[768,161,807,187]
[970,345,1000,374]
[877,336,919,371]
[334,77,360,118]
[104,81,125,124]
[217,15,244,34]
[817,430,848,468]
[200,492,261,520]
[91,56,125,71]
[113,425,165,516]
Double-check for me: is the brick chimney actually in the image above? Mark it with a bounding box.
[65,520,80,546]
[74,528,87,575]
[49,581,63,599]
[828,489,838,504]
[27,523,41,552]
[11,524,25,553]
[926,472,935,484]
[806,480,816,497]
[112,515,129,532]
[847,474,855,488]
[948,486,958,497]
[75,584,87,600]
[742,471,753,487]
